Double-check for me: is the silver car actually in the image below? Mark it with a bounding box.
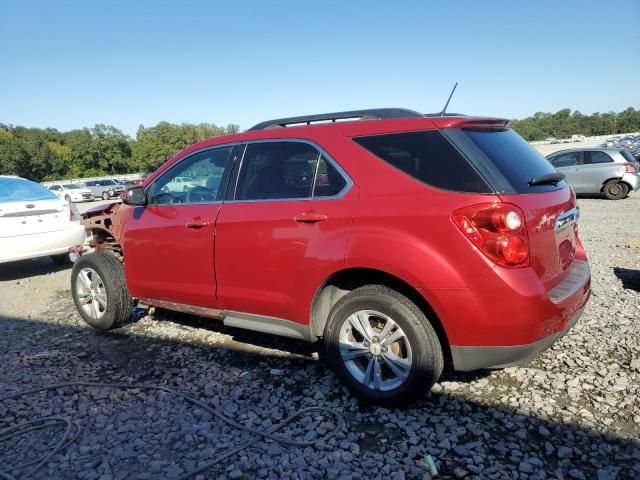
[84,179,126,200]
[546,148,640,200]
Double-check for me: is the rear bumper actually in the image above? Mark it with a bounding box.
[0,223,87,264]
[450,305,585,371]
[622,173,640,191]
[420,258,591,371]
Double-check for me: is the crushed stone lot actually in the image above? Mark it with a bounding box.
[1,194,639,480]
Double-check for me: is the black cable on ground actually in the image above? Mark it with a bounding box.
[0,382,344,480]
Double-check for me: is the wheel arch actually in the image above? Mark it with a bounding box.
[310,267,452,361]
[599,177,624,192]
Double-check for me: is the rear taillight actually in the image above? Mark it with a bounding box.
[452,203,529,268]
[69,202,81,222]
[624,163,637,173]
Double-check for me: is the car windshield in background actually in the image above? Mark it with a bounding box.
[63,183,83,189]
[0,178,59,202]
[461,128,564,193]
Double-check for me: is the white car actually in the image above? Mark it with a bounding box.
[163,176,199,192]
[48,183,95,202]
[0,176,87,265]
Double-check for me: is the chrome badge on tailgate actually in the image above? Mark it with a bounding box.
[555,207,579,231]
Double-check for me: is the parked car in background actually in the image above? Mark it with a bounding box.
[546,148,640,199]
[162,176,199,192]
[121,179,144,187]
[73,108,591,405]
[0,176,86,265]
[84,179,126,200]
[48,183,94,202]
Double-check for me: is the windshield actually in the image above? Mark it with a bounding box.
[0,178,59,202]
[63,183,83,189]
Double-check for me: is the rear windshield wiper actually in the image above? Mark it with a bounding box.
[528,173,565,186]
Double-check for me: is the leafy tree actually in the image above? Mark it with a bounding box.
[132,122,239,172]
[512,107,640,141]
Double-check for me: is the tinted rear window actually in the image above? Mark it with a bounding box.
[353,130,491,193]
[461,129,564,193]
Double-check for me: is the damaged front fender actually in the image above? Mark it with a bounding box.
[81,202,127,258]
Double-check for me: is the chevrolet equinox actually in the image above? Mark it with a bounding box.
[72,108,591,405]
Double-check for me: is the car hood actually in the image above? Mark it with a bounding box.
[83,201,120,216]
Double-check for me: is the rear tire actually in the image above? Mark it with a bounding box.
[102,191,109,200]
[324,285,443,406]
[603,180,629,200]
[64,195,71,202]
[71,251,133,330]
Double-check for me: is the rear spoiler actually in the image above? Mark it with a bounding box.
[458,119,512,130]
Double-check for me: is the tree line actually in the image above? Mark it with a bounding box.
[512,107,640,141]
[1,107,639,182]
[0,122,239,182]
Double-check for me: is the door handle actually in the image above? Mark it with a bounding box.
[186,219,210,229]
[294,212,328,223]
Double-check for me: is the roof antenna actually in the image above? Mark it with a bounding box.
[440,82,458,116]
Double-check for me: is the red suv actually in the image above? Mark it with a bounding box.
[72,109,591,405]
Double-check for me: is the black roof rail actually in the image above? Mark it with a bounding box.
[248,108,425,131]
[423,112,466,117]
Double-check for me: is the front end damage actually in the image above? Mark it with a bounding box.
[79,202,126,261]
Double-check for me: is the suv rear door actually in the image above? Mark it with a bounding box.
[215,140,357,324]
[122,145,237,308]
[581,150,616,193]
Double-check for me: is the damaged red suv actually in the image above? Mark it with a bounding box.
[72,109,591,405]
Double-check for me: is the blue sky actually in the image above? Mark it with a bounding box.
[1,0,638,136]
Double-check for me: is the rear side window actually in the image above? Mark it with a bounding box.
[584,151,612,164]
[235,141,348,201]
[353,130,491,193]
[461,129,563,193]
[313,156,347,197]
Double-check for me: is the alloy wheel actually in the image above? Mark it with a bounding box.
[75,267,107,320]
[338,310,413,391]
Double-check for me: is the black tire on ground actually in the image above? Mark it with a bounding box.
[50,253,72,266]
[323,285,444,406]
[603,180,629,200]
[64,195,71,202]
[71,251,133,330]
[102,191,109,200]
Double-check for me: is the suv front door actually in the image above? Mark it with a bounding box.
[122,145,237,308]
[215,140,357,324]
[549,151,583,191]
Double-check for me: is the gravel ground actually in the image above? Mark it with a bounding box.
[1,193,639,479]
